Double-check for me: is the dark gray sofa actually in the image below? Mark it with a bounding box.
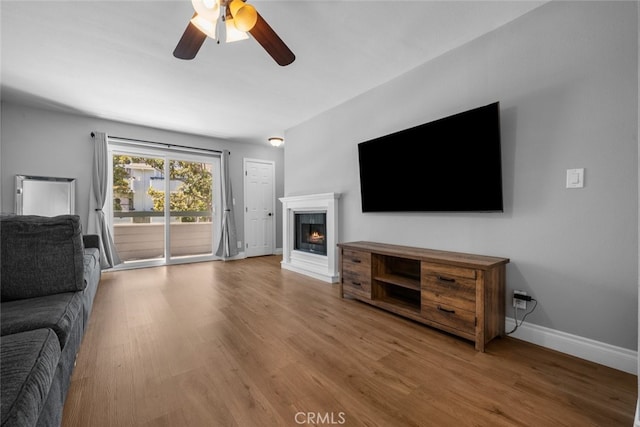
[0,215,101,427]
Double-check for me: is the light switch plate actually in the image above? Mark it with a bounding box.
[566,168,584,188]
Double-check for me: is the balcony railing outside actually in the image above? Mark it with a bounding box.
[113,211,213,262]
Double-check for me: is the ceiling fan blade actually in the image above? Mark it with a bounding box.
[249,12,295,66]
[173,14,207,60]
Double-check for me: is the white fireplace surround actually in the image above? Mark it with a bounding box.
[279,193,340,283]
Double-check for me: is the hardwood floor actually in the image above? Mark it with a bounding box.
[63,256,636,426]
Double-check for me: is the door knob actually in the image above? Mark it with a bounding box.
[268,213,273,216]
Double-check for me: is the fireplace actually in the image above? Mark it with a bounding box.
[280,193,341,283]
[295,213,327,255]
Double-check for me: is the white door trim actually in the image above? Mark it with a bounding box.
[243,158,276,257]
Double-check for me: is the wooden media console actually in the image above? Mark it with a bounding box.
[338,241,509,351]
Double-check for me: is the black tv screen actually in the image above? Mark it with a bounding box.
[358,102,503,212]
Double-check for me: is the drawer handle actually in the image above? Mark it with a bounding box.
[437,305,456,314]
[351,259,361,263]
[351,282,361,287]
[437,276,456,283]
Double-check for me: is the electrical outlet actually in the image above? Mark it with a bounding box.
[237,241,242,249]
[513,290,527,310]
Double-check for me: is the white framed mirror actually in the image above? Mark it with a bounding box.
[16,175,76,216]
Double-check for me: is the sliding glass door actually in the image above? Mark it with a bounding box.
[109,144,220,267]
[168,159,214,259]
[112,153,166,262]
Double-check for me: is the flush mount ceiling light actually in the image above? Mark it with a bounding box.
[174,0,295,66]
[268,137,284,147]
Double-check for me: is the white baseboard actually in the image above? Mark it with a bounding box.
[635,400,640,427]
[273,247,283,255]
[505,317,637,375]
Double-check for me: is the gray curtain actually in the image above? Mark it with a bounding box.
[88,132,122,269]
[216,150,239,260]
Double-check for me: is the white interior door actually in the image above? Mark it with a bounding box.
[244,159,275,257]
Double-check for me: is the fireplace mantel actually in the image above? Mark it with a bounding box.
[279,193,340,283]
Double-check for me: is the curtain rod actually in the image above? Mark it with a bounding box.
[90,132,227,155]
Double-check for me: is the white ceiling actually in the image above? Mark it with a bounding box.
[1,1,546,146]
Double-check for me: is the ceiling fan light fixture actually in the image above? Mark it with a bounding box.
[228,0,244,17]
[225,19,249,43]
[175,0,295,65]
[191,14,218,39]
[234,4,258,32]
[191,0,220,21]
[268,137,284,147]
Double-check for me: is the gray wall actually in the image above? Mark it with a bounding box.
[285,1,639,350]
[0,101,285,250]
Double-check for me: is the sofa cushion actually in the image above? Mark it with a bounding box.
[1,215,86,301]
[1,329,61,427]
[0,292,83,350]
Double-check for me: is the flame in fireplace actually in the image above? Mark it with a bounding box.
[309,231,325,244]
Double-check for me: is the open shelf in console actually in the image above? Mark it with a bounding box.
[372,254,421,312]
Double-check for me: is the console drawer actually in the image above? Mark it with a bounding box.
[343,249,371,270]
[421,300,475,335]
[341,249,371,298]
[342,270,371,298]
[422,262,477,280]
[422,262,476,311]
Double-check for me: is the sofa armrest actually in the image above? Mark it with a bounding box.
[83,235,100,250]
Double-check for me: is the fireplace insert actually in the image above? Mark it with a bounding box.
[294,212,327,255]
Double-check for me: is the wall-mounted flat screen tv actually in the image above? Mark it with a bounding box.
[358,102,503,212]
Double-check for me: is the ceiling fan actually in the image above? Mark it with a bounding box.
[173,0,295,66]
